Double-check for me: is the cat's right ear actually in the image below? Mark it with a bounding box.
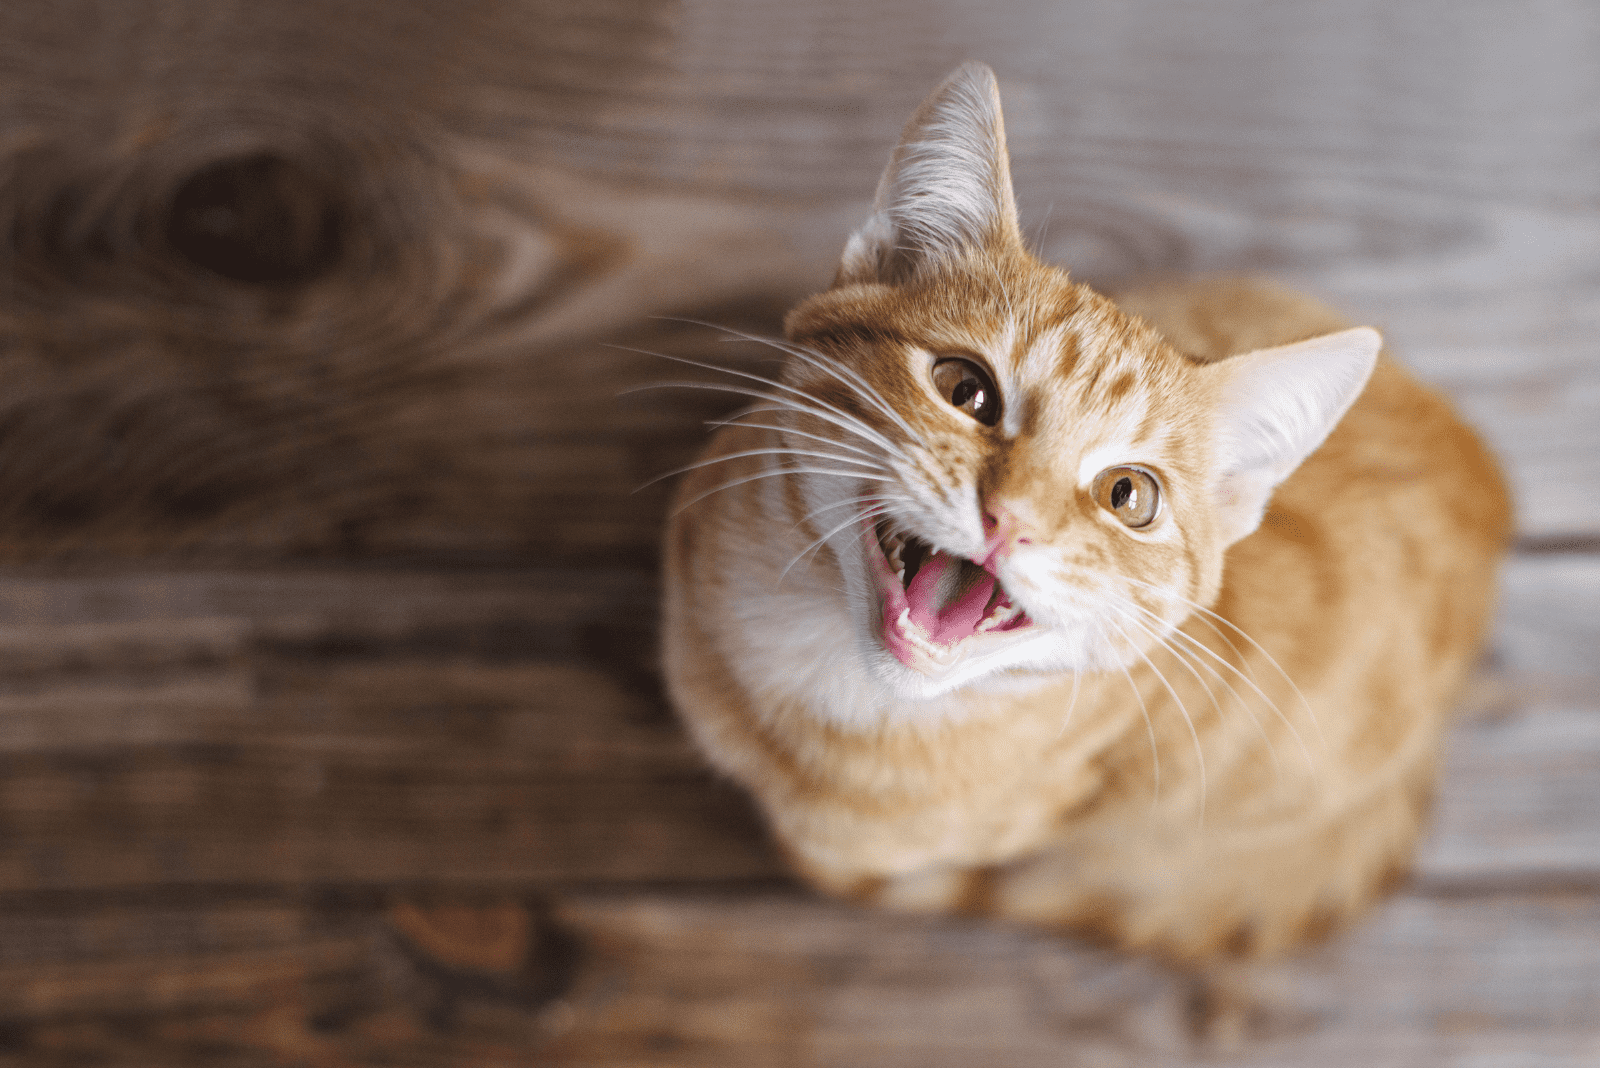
[1206,327,1383,547]
[836,62,1025,286]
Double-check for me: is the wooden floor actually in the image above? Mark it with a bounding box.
[2,0,1598,1063]
[0,555,1593,1064]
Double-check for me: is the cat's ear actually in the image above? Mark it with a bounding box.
[1206,327,1382,547]
[836,62,1024,286]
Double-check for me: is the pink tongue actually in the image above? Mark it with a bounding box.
[904,549,999,645]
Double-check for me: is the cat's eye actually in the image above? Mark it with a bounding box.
[1092,466,1162,529]
[930,358,1001,427]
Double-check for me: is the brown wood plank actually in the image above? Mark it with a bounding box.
[0,887,1593,1065]
[0,555,1591,892]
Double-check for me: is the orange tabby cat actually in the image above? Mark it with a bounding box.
[661,63,1510,958]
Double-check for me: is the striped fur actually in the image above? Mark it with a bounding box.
[660,65,1511,959]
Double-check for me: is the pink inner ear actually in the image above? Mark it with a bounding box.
[904,550,1000,644]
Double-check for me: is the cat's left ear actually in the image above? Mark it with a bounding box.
[1206,327,1382,547]
[836,62,1025,286]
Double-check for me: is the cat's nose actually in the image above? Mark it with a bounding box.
[981,500,1035,567]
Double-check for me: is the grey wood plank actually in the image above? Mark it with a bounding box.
[472,0,1600,537]
[534,888,1600,1067]
[1418,554,1600,884]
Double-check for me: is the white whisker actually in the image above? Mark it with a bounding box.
[796,492,914,528]
[1060,560,1309,775]
[1031,200,1056,253]
[661,318,922,445]
[779,500,898,585]
[1114,613,1206,825]
[708,413,881,461]
[637,446,884,493]
[1108,595,1292,780]
[1115,572,1326,754]
[1056,668,1082,740]
[610,344,901,454]
[671,464,896,517]
[991,267,1019,329]
[781,343,923,444]
[625,379,895,456]
[1109,622,1160,814]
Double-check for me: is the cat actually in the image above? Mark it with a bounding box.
[660,62,1511,959]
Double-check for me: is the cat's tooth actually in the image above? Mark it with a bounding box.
[881,532,904,573]
[975,601,1021,634]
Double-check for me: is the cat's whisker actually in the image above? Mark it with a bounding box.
[1108,573,1255,675]
[707,413,882,461]
[1111,611,1207,825]
[610,344,901,455]
[1114,573,1327,754]
[1060,560,1305,776]
[1108,622,1161,815]
[1055,668,1082,740]
[624,380,896,457]
[700,400,775,432]
[636,446,886,493]
[670,465,897,518]
[779,500,899,586]
[627,380,889,454]
[1030,200,1056,254]
[1101,597,1229,733]
[781,342,924,446]
[795,492,915,530]
[991,270,1019,332]
[666,319,924,447]
[1107,594,1294,781]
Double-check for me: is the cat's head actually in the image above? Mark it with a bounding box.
[777,63,1380,699]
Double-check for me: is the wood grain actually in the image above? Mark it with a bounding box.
[0,555,1589,894]
[537,888,1600,1067]
[0,0,1596,1061]
[1,0,1595,560]
[0,559,1587,1060]
[0,887,1593,1065]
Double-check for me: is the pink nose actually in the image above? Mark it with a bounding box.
[981,501,1033,568]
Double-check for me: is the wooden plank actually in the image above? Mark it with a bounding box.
[0,0,1595,566]
[1418,554,1600,884]
[1,3,1595,1062]
[532,889,1600,1067]
[0,567,779,891]
[2,887,1590,1065]
[0,554,1591,892]
[460,0,1600,541]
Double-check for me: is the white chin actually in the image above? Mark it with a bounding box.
[865,628,1065,700]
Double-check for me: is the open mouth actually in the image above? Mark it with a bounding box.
[864,515,1034,676]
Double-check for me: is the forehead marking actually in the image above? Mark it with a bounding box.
[1014,321,1071,377]
[1000,322,1070,438]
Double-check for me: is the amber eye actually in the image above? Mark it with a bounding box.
[1092,466,1162,528]
[930,358,1001,426]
